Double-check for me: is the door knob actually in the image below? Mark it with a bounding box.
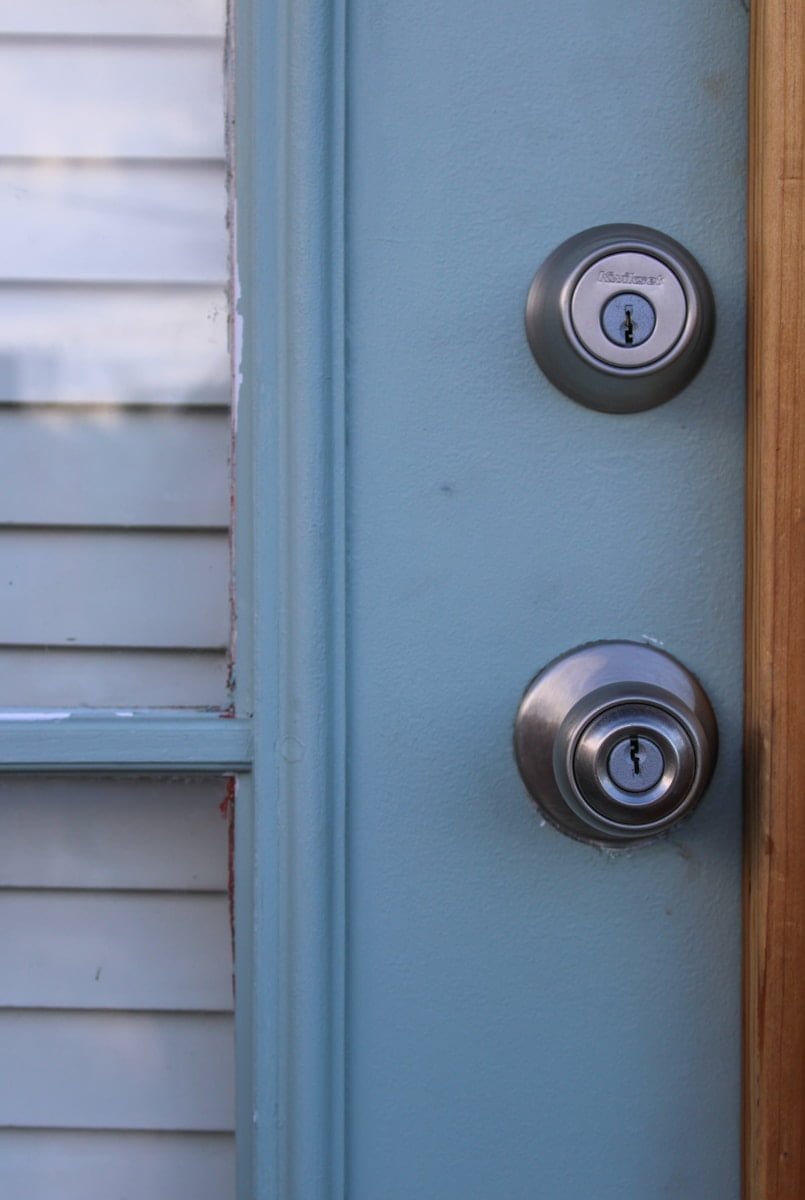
[514,641,718,844]
[525,224,715,413]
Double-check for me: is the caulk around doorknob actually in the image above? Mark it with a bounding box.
[513,641,718,845]
[525,224,715,413]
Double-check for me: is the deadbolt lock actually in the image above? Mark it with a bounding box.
[514,641,718,844]
[525,224,715,413]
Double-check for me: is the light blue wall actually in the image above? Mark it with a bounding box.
[344,1,746,1197]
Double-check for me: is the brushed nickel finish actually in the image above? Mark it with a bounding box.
[514,641,718,844]
[525,224,715,413]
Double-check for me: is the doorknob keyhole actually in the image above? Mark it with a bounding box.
[629,736,641,775]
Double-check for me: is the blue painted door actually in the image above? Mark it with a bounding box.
[260,1,747,1196]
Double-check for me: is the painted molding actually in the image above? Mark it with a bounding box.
[0,713,251,771]
[235,0,347,1196]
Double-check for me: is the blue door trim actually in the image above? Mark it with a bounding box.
[234,0,348,1195]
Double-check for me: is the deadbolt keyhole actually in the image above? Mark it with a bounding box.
[600,292,656,348]
[623,306,635,345]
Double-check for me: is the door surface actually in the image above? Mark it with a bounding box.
[346,4,746,1196]
[243,2,749,1196]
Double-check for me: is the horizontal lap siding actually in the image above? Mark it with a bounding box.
[0,649,227,707]
[0,10,236,1197]
[0,163,227,284]
[0,1010,234,1130]
[0,891,233,1010]
[0,43,226,159]
[0,409,230,527]
[0,287,229,406]
[0,778,235,1188]
[0,17,231,709]
[0,779,229,890]
[0,1131,234,1200]
[0,530,229,647]
[0,3,225,38]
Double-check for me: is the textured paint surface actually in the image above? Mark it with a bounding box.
[344,2,746,1197]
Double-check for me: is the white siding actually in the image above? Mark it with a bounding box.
[0,649,227,707]
[0,2,225,38]
[0,163,226,284]
[0,286,228,406]
[0,1131,234,1200]
[0,9,236,1198]
[0,779,235,1193]
[0,778,228,891]
[0,42,226,159]
[0,409,230,526]
[0,11,231,708]
[0,530,229,647]
[0,892,233,1009]
[0,1011,234,1130]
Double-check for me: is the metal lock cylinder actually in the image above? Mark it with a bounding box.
[514,641,718,844]
[525,224,715,413]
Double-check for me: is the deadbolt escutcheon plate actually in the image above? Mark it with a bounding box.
[524,224,715,413]
[514,641,718,845]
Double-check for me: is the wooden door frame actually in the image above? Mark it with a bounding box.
[745,1,805,1196]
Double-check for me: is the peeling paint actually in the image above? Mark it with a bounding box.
[0,710,71,721]
[225,4,240,711]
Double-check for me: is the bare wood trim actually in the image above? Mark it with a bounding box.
[745,0,805,1196]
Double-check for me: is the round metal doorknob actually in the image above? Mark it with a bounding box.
[514,641,718,844]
